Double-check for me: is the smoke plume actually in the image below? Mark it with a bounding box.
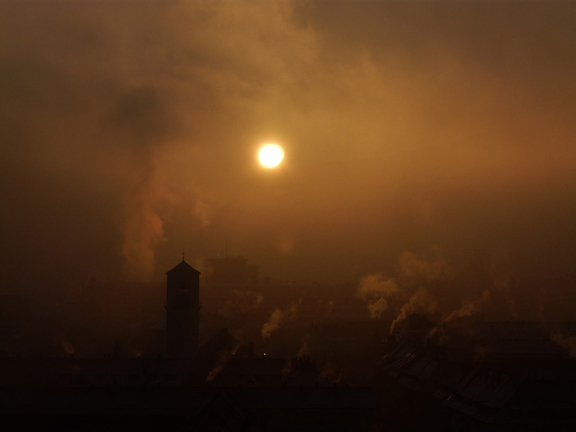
[443,289,491,323]
[121,179,165,282]
[59,333,75,356]
[429,289,491,339]
[111,85,173,282]
[262,308,284,340]
[205,363,224,383]
[550,333,576,358]
[357,274,398,319]
[261,300,301,339]
[368,297,389,320]
[320,359,343,384]
[282,359,292,377]
[390,287,438,334]
[297,341,309,358]
[205,342,241,383]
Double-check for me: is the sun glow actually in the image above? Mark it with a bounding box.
[258,144,284,168]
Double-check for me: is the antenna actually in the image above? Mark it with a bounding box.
[182,248,185,262]
[225,239,228,258]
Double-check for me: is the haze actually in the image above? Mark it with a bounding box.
[2,0,576,294]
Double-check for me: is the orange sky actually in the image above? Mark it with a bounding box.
[1,1,576,290]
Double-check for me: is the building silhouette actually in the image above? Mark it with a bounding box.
[0,259,379,431]
[166,258,200,358]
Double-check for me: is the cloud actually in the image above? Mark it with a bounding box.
[2,1,576,290]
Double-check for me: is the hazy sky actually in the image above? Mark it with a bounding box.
[2,1,576,290]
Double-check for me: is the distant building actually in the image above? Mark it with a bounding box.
[0,260,379,431]
[166,259,200,358]
[206,256,259,285]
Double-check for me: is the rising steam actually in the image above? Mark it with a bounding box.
[261,300,301,339]
[205,342,241,383]
[262,308,284,340]
[122,179,164,282]
[357,274,398,319]
[429,289,491,339]
[59,333,75,355]
[550,333,576,358]
[390,287,438,334]
[108,86,171,283]
[443,289,491,323]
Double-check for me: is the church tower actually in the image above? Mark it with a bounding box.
[166,258,200,358]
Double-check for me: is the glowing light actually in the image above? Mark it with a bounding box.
[258,144,284,168]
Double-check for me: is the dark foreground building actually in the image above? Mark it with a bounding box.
[375,319,576,432]
[166,259,201,358]
[0,260,375,431]
[0,354,375,431]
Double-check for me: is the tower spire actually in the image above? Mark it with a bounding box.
[182,248,185,262]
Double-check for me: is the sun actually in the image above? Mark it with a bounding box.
[258,143,284,168]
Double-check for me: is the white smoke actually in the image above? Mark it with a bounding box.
[262,308,284,339]
[390,287,438,334]
[357,274,398,319]
[261,299,301,339]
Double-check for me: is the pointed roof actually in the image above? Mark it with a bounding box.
[166,259,201,275]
